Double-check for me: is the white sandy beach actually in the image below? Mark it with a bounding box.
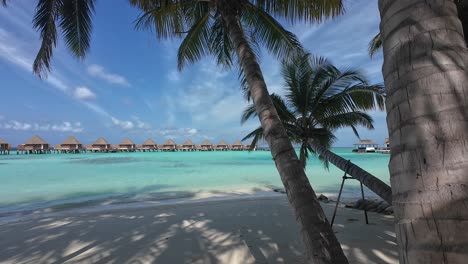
[0,196,398,264]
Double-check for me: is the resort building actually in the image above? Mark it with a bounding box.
[353,139,379,153]
[18,135,50,154]
[215,140,229,151]
[0,138,10,155]
[57,136,84,153]
[244,141,257,151]
[88,137,111,152]
[160,139,177,151]
[138,138,158,151]
[180,139,196,151]
[200,140,213,151]
[231,140,243,151]
[118,138,136,152]
[384,138,390,149]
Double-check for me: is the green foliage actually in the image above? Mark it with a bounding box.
[32,0,95,78]
[368,32,382,58]
[242,53,385,168]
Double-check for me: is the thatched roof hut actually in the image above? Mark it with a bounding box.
[384,138,390,148]
[183,139,194,147]
[160,138,176,150]
[353,139,378,147]
[181,139,195,149]
[216,140,229,150]
[231,140,243,150]
[142,138,157,147]
[92,137,111,149]
[200,139,213,150]
[201,139,212,147]
[119,138,135,147]
[60,136,83,149]
[0,138,8,150]
[24,135,49,150]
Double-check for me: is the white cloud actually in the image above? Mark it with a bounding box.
[153,127,200,139]
[167,70,180,81]
[132,116,151,130]
[0,120,84,133]
[73,86,96,100]
[87,64,131,87]
[111,117,135,130]
[51,122,84,133]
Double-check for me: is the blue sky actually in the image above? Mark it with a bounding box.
[0,0,387,147]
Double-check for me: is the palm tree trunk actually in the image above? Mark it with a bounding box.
[379,0,468,263]
[309,140,392,204]
[220,7,348,264]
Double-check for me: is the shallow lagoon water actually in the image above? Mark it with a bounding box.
[0,148,390,215]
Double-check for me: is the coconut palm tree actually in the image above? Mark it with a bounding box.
[242,53,392,204]
[369,0,468,57]
[378,0,468,262]
[6,0,350,262]
[130,1,350,263]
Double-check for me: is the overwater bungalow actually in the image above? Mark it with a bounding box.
[88,137,111,152]
[215,140,229,151]
[57,136,84,153]
[180,139,195,151]
[231,140,243,151]
[353,139,378,153]
[18,135,50,154]
[376,138,391,154]
[138,138,158,151]
[243,141,257,151]
[199,139,213,151]
[160,139,177,151]
[118,138,136,152]
[0,138,10,155]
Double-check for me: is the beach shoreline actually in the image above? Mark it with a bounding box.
[0,187,381,225]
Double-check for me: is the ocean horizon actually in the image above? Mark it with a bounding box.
[0,148,390,218]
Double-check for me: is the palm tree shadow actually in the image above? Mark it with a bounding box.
[0,198,399,263]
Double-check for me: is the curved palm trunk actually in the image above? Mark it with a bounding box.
[309,140,392,204]
[379,0,468,263]
[220,8,348,264]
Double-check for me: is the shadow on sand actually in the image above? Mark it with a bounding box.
[0,197,398,263]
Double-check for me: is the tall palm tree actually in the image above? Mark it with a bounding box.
[130,2,349,262]
[369,0,468,57]
[379,0,468,263]
[6,0,350,262]
[242,53,392,204]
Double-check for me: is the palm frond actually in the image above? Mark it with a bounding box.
[59,0,95,58]
[253,0,344,24]
[133,0,186,39]
[2,0,7,7]
[241,126,264,151]
[177,9,211,70]
[368,32,382,58]
[32,0,63,78]
[319,111,374,134]
[209,16,235,68]
[243,2,303,60]
[241,103,257,124]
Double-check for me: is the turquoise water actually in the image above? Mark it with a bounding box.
[0,148,390,214]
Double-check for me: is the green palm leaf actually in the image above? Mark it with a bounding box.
[242,51,385,168]
[59,0,95,58]
[177,8,212,70]
[368,32,382,58]
[33,0,62,78]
